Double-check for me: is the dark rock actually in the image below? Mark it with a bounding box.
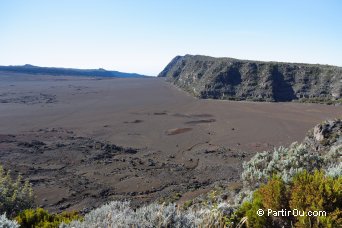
[221,194,228,200]
[159,55,342,103]
[147,159,155,166]
[18,140,45,148]
[56,143,65,148]
[59,203,71,210]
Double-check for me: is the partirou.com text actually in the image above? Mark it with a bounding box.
[257,209,327,217]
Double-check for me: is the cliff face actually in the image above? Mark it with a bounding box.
[158,55,342,102]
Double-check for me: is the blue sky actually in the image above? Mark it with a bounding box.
[1,0,341,75]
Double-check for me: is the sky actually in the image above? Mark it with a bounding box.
[0,0,341,75]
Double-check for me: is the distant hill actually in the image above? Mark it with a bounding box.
[159,55,342,104]
[0,64,149,78]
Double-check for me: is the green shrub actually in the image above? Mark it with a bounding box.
[15,208,82,228]
[0,165,34,217]
[233,171,341,227]
[258,176,289,211]
[231,177,289,227]
[242,192,267,227]
[182,200,193,210]
[290,170,342,227]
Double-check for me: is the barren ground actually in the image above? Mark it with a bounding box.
[0,72,341,213]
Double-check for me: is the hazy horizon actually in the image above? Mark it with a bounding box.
[1,0,341,75]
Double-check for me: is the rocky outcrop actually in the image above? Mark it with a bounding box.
[158,55,342,103]
[304,119,342,152]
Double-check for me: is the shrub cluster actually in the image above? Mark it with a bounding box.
[324,145,342,178]
[233,171,341,227]
[15,208,81,228]
[241,142,341,188]
[60,201,228,228]
[0,165,34,217]
[62,170,341,227]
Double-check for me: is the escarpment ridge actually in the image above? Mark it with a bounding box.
[159,55,342,103]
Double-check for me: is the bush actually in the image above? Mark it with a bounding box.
[290,170,342,227]
[324,145,342,178]
[16,208,81,228]
[241,142,341,189]
[325,163,342,178]
[258,176,288,211]
[231,177,290,227]
[231,193,266,227]
[60,201,228,228]
[0,213,19,228]
[233,171,341,227]
[0,165,34,217]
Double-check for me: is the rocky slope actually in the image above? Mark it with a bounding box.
[158,55,342,102]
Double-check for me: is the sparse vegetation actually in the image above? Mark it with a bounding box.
[298,97,342,105]
[60,139,341,227]
[58,172,341,227]
[182,200,193,210]
[158,192,183,204]
[1,118,340,227]
[1,137,340,228]
[0,165,34,217]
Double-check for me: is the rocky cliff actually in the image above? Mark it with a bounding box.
[158,55,342,103]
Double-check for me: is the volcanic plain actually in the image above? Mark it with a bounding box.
[0,73,341,213]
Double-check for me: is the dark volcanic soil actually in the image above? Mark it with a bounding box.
[0,128,243,213]
[0,72,341,213]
